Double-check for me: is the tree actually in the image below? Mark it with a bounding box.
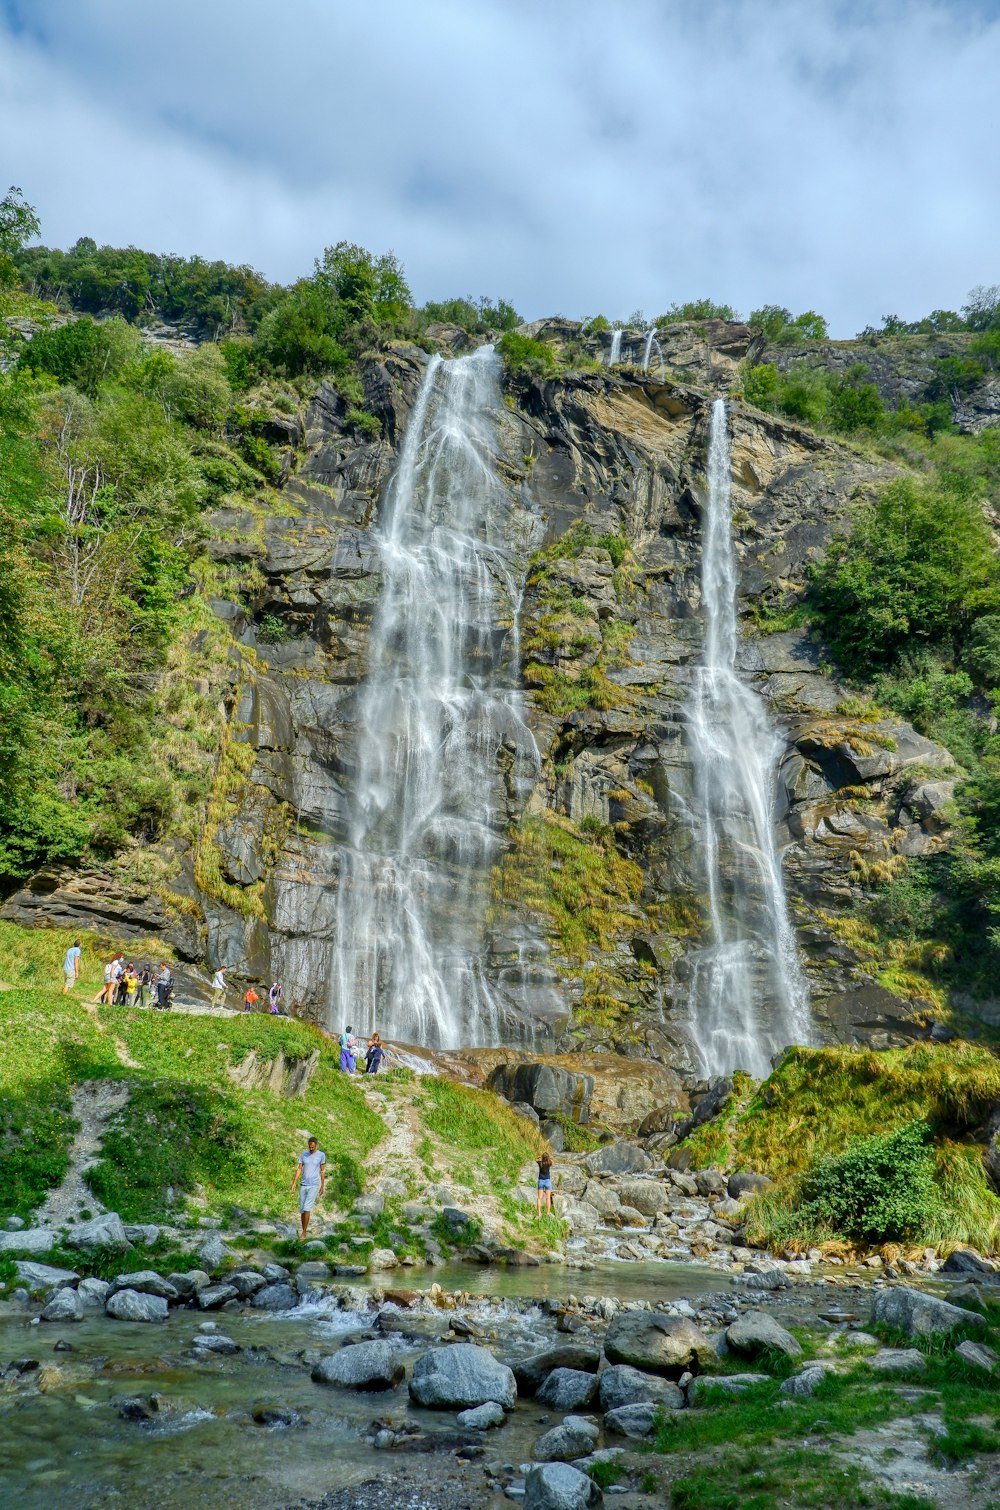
[0,186,39,288]
[963,285,1000,332]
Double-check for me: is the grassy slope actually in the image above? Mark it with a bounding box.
[0,971,542,1235]
[683,1043,1000,1252]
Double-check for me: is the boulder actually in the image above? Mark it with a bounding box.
[261,1262,291,1282]
[229,1270,268,1299]
[108,1271,179,1302]
[954,1339,999,1373]
[368,1248,399,1271]
[64,1213,130,1251]
[197,1283,238,1310]
[779,1364,833,1397]
[192,1333,239,1356]
[168,1270,210,1298]
[603,1401,659,1438]
[533,1415,600,1462]
[408,1344,516,1410]
[13,1261,79,1291]
[512,1102,541,1128]
[312,1341,404,1391]
[726,1311,803,1360]
[584,1143,651,1176]
[870,1285,986,1339]
[40,1287,83,1323]
[687,1373,770,1402]
[689,1078,733,1128]
[253,1282,297,1311]
[866,1348,926,1373]
[727,1171,772,1200]
[615,1179,668,1217]
[840,1331,879,1349]
[513,1344,602,1394]
[537,1368,599,1410]
[524,1462,603,1510]
[0,1229,57,1255]
[457,1400,506,1429]
[124,1224,161,1246]
[604,1311,715,1377]
[694,1169,727,1198]
[77,1277,111,1310]
[106,1289,168,1322]
[198,1235,233,1272]
[487,1062,594,1125]
[598,1365,684,1413]
[941,1249,996,1276]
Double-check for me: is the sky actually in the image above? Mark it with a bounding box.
[1,0,999,336]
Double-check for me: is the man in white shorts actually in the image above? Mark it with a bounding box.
[291,1136,326,1239]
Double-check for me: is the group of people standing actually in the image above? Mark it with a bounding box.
[93,953,173,1009]
[210,967,287,1015]
[339,1025,385,1075]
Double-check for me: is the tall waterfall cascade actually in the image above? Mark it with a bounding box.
[606,328,624,367]
[329,347,538,1049]
[641,328,664,377]
[685,400,812,1079]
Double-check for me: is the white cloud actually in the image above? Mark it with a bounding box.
[1,0,998,333]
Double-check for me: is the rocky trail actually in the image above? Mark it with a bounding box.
[33,1079,131,1229]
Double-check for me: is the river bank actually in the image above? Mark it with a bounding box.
[2,1253,997,1510]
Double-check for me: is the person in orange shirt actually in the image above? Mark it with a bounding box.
[244,986,259,1013]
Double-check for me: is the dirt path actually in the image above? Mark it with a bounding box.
[35,1079,131,1228]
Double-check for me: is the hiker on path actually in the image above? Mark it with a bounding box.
[96,953,120,1006]
[62,940,81,994]
[155,962,173,1010]
[536,1149,554,1216]
[339,1025,356,1074]
[211,967,227,1009]
[268,980,283,1015]
[291,1136,326,1239]
[244,985,259,1013]
[365,1032,385,1074]
[111,954,125,1003]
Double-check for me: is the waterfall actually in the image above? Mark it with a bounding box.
[642,328,664,378]
[685,399,811,1079]
[606,328,623,367]
[329,346,537,1049]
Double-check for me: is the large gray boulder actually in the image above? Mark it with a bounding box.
[198,1234,233,1271]
[106,1288,168,1322]
[603,1401,660,1438]
[228,1269,268,1299]
[40,1286,83,1323]
[533,1415,600,1462]
[487,1062,594,1125]
[77,1276,111,1310]
[866,1348,926,1373]
[727,1171,772,1200]
[108,1271,178,1301]
[197,1283,238,1310]
[954,1339,999,1373]
[457,1400,506,1429]
[537,1368,599,1410]
[780,1364,834,1397]
[598,1364,684,1413]
[64,1213,130,1251]
[726,1310,803,1360]
[615,1179,668,1217]
[604,1311,715,1377]
[870,1285,986,1339]
[408,1344,516,1410]
[524,1462,603,1510]
[168,1270,210,1298]
[584,1143,651,1176]
[513,1344,601,1394]
[252,1282,297,1311]
[688,1373,770,1402]
[0,1228,57,1255]
[14,1261,79,1291]
[312,1341,404,1391]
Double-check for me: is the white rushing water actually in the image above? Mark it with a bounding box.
[329,346,537,1049]
[642,327,664,378]
[685,399,811,1079]
[607,328,624,367]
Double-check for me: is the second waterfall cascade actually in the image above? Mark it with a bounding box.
[329,347,538,1049]
[686,399,812,1079]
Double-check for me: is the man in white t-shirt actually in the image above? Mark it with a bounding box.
[291,1137,326,1239]
[211,967,227,1009]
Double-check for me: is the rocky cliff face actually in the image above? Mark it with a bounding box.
[3,322,959,1071]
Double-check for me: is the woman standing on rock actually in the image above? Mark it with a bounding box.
[536,1149,554,1216]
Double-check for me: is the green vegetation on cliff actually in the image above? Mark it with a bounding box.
[684,1042,1000,1252]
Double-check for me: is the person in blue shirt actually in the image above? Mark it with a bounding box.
[291,1137,326,1239]
[62,941,82,995]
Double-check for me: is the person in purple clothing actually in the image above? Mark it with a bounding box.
[339,1025,356,1073]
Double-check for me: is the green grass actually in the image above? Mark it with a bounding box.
[0,918,171,995]
[680,1042,1000,1252]
[418,1076,541,1186]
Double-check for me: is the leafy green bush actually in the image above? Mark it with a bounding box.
[655,298,738,325]
[749,305,828,343]
[0,1085,76,1220]
[782,1121,940,1244]
[497,330,557,377]
[344,406,381,439]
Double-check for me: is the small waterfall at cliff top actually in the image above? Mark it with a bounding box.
[606,328,624,367]
[329,346,538,1049]
[685,399,811,1079]
[642,328,664,378]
